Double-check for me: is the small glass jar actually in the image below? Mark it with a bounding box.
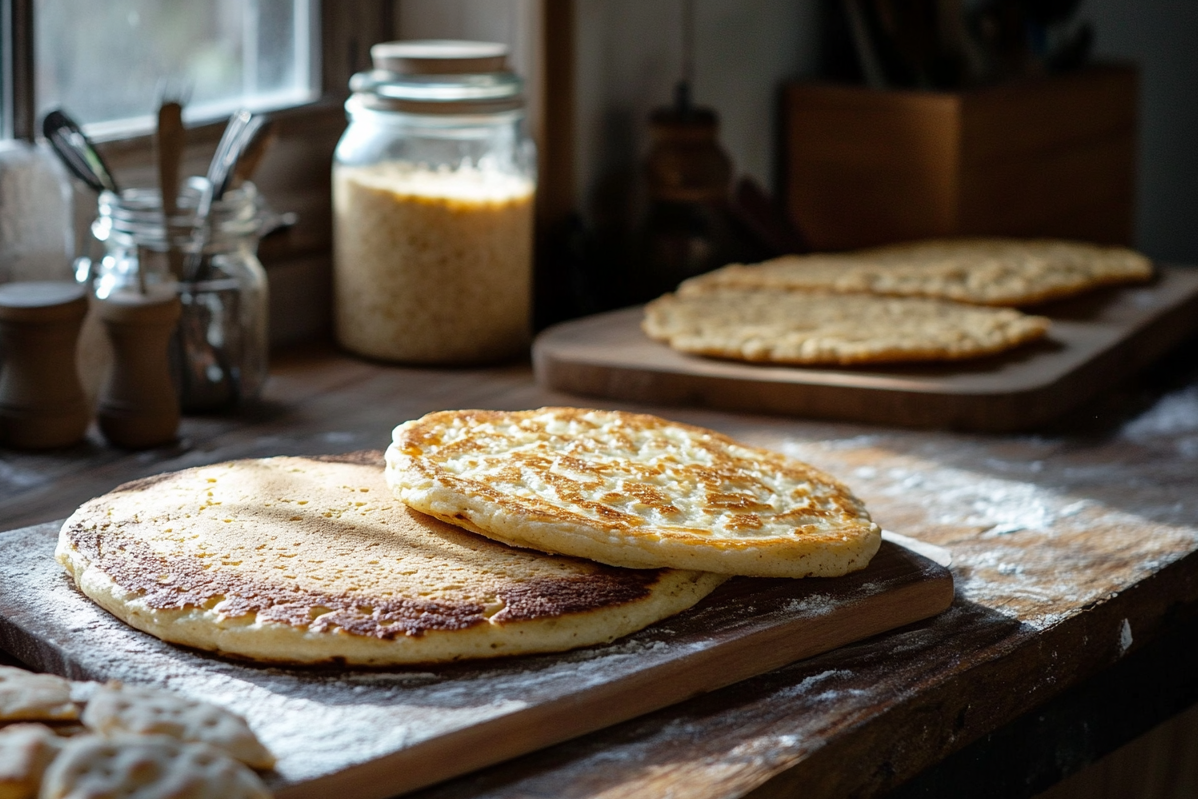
[333,40,537,364]
[88,180,269,411]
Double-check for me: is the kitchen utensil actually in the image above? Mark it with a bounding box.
[41,109,118,287]
[40,109,119,195]
[183,110,264,281]
[213,115,268,200]
[155,96,186,280]
[90,183,270,414]
[229,118,275,190]
[171,111,269,412]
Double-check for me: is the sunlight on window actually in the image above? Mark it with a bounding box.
[35,0,318,137]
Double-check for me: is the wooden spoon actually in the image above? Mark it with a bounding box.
[155,99,185,279]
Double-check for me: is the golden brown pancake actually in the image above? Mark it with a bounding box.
[56,453,724,666]
[679,237,1153,306]
[386,409,880,578]
[643,289,1050,365]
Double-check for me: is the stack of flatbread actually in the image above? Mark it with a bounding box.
[57,408,881,668]
[644,237,1153,366]
[0,666,272,799]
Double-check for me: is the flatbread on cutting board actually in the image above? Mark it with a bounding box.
[679,237,1152,306]
[56,453,724,666]
[643,289,1050,365]
[386,408,880,578]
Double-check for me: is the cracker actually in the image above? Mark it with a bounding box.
[386,408,881,578]
[38,735,269,799]
[0,668,76,723]
[0,724,61,799]
[643,289,1050,365]
[81,685,274,770]
[679,238,1153,306]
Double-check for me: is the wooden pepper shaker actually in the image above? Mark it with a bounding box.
[96,289,181,449]
[0,281,91,449]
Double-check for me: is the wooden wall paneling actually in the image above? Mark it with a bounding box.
[2,0,35,140]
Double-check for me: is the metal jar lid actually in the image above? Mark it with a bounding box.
[348,40,524,115]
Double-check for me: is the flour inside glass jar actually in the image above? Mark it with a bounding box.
[333,162,534,364]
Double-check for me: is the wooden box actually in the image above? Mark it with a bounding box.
[783,64,1138,251]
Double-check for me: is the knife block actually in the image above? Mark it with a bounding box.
[783,63,1138,251]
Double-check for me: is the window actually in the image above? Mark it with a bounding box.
[34,0,320,138]
[2,1,393,143]
[1,1,395,345]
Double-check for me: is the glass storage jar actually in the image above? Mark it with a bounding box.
[88,180,269,411]
[333,40,536,364]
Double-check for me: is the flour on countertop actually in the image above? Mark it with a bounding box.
[775,432,1198,631]
[1119,619,1133,655]
[1123,385,1198,459]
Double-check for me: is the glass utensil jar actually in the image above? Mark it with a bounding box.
[333,40,536,364]
[90,181,269,411]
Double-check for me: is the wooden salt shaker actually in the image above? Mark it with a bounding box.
[96,288,181,449]
[0,281,90,449]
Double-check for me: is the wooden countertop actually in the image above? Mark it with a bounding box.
[2,341,1197,798]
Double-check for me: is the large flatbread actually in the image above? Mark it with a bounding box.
[643,289,1050,365]
[56,453,724,666]
[386,408,880,578]
[679,238,1153,306]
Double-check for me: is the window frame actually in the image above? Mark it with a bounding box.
[1,0,395,344]
[3,0,393,140]
[1,0,35,141]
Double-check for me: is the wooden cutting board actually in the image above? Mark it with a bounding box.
[534,265,1198,431]
[0,522,950,799]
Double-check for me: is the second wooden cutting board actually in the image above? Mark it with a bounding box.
[534,265,1198,431]
[0,523,950,799]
